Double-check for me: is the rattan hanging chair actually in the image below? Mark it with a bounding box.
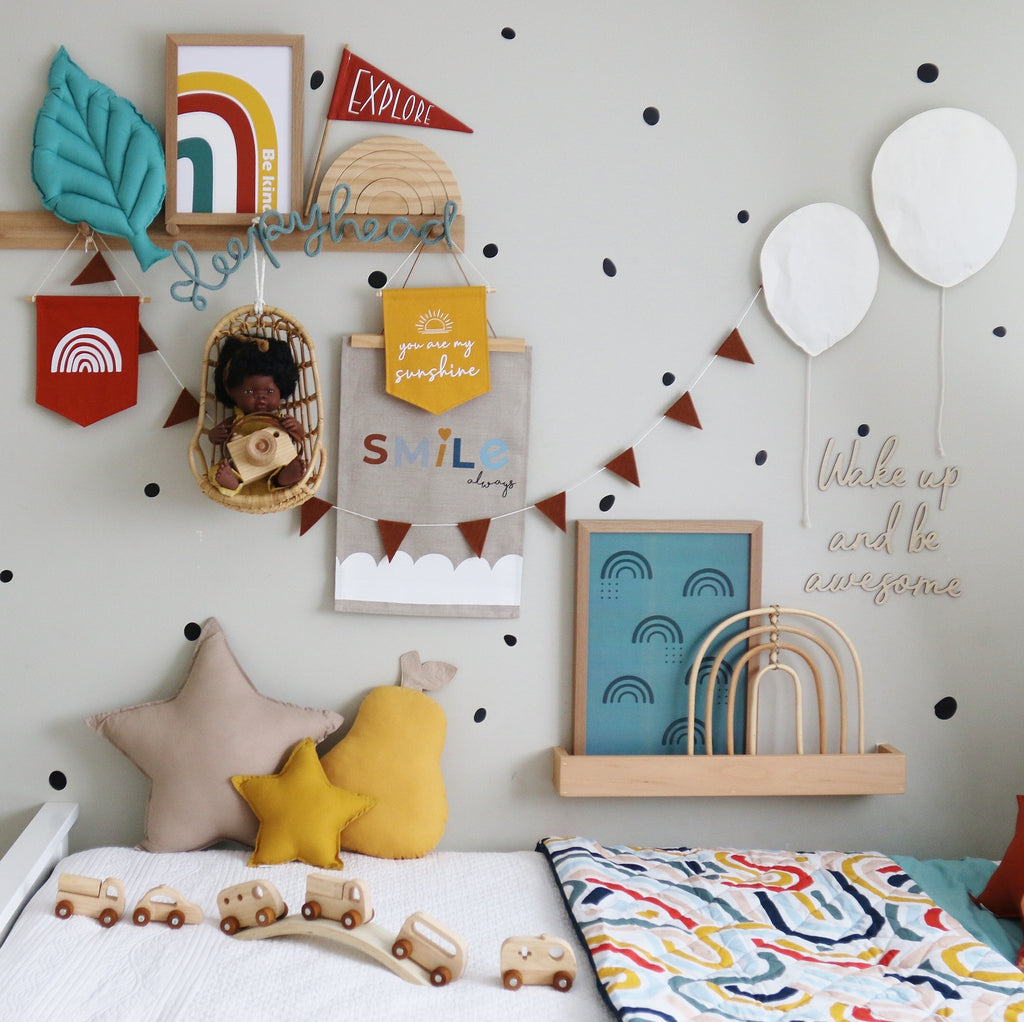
[188,304,326,514]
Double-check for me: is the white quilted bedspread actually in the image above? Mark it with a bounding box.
[0,844,615,1021]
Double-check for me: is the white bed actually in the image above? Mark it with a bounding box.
[0,803,615,1021]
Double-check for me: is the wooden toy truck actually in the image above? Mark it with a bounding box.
[217,879,287,935]
[391,911,468,986]
[54,873,125,927]
[500,934,577,991]
[301,874,373,928]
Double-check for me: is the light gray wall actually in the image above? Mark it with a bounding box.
[2,1,1021,858]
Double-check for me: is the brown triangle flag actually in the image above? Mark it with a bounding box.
[458,518,491,557]
[606,448,640,487]
[299,497,334,536]
[71,252,116,285]
[379,520,412,561]
[138,324,158,354]
[716,327,754,364]
[535,492,567,532]
[162,388,201,428]
[665,391,702,429]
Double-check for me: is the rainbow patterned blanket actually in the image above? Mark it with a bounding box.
[540,837,1024,1021]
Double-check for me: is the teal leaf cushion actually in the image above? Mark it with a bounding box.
[32,48,168,271]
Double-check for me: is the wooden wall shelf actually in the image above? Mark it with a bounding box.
[0,210,464,254]
[552,744,907,798]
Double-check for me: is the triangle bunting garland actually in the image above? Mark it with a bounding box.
[458,518,491,557]
[162,388,201,428]
[665,391,702,429]
[535,492,567,531]
[70,252,116,286]
[378,520,412,562]
[300,497,335,537]
[605,447,641,487]
[716,327,755,364]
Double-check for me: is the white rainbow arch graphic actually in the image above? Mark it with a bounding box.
[631,614,684,645]
[602,675,655,705]
[50,327,123,374]
[176,70,280,215]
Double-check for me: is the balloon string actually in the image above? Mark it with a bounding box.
[802,354,813,528]
[936,286,946,457]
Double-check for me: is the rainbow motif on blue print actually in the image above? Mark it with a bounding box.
[585,531,751,755]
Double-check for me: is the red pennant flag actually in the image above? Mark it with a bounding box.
[458,518,491,557]
[605,448,640,487]
[716,327,754,364]
[35,295,139,426]
[378,520,412,561]
[162,387,201,428]
[71,252,116,286]
[535,492,567,532]
[300,497,334,536]
[138,324,158,354]
[327,47,473,133]
[665,391,702,429]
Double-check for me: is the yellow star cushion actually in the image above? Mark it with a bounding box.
[232,738,376,869]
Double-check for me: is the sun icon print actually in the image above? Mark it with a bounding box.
[416,309,454,335]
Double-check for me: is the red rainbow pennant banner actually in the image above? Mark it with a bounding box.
[36,295,140,426]
[327,47,473,133]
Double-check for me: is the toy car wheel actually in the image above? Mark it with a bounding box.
[301,901,321,920]
[133,907,151,926]
[392,938,412,959]
[341,909,362,929]
[220,916,240,935]
[553,971,574,992]
[256,907,276,927]
[55,900,74,920]
[430,966,452,987]
[99,909,119,928]
[167,910,186,929]
[502,969,523,990]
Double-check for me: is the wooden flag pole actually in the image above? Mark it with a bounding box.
[303,46,350,219]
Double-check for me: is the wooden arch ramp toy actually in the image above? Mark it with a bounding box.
[232,916,432,986]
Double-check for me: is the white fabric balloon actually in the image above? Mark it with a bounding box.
[872,107,1017,288]
[760,203,879,357]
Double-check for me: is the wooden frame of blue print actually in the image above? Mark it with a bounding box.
[572,520,763,756]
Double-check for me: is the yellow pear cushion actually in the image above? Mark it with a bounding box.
[321,686,447,859]
[233,738,375,869]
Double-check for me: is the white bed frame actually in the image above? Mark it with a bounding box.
[0,802,78,945]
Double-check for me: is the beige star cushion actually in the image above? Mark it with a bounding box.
[87,618,343,852]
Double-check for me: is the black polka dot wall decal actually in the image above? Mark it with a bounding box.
[642,106,660,126]
[662,372,675,386]
[501,26,516,39]
[310,70,324,90]
[917,63,939,83]
[49,770,67,791]
[0,570,12,583]
[482,243,499,258]
[934,696,957,720]
[144,482,160,498]
[368,270,388,289]
[857,423,870,437]
[184,621,202,641]
[474,708,487,723]
[599,494,616,512]
[755,450,768,466]
[602,258,617,277]
[503,634,517,647]
[994,326,1007,337]
[737,210,750,224]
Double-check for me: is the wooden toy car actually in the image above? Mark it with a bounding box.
[391,911,468,986]
[500,934,577,991]
[132,885,203,928]
[54,873,126,927]
[217,879,287,935]
[301,874,373,929]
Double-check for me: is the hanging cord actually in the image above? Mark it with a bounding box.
[935,285,946,457]
[801,354,813,527]
[252,217,267,316]
[30,227,89,300]
[93,233,145,299]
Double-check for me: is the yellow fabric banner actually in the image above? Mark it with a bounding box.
[382,286,490,413]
